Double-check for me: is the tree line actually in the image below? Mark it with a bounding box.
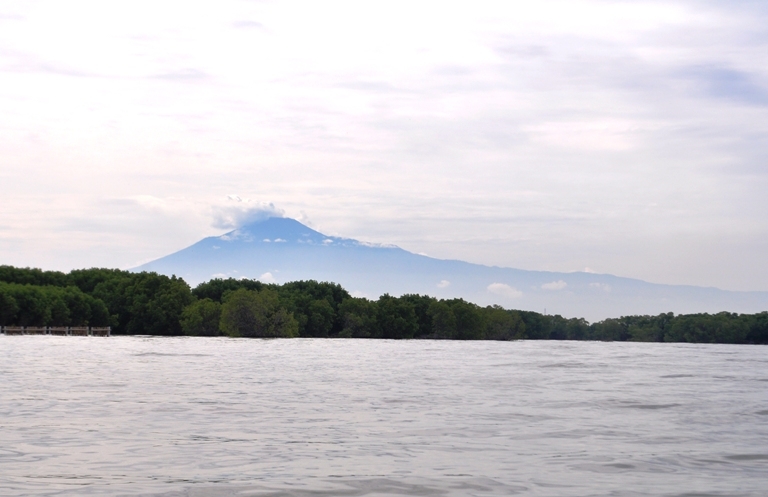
[1,265,766,343]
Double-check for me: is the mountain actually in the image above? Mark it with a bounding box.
[133,217,768,321]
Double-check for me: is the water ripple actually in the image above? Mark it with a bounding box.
[0,338,766,496]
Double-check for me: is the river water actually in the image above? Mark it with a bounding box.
[0,337,766,496]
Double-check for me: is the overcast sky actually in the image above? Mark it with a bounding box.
[1,0,767,291]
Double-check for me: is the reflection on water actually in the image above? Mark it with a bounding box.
[1,337,767,496]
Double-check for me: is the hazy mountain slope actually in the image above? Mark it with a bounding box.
[133,217,768,321]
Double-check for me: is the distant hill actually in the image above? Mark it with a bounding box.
[133,217,768,321]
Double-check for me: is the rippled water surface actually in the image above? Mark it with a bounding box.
[1,337,767,496]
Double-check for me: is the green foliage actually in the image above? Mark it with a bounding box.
[337,297,379,338]
[92,272,194,335]
[377,294,419,339]
[484,305,525,341]
[746,312,768,343]
[220,288,298,338]
[69,268,132,294]
[306,298,335,337]
[627,313,673,342]
[0,264,766,344]
[0,265,70,287]
[5,284,51,326]
[546,315,572,340]
[565,317,590,340]
[191,278,264,302]
[588,318,626,341]
[427,300,456,338]
[664,312,749,344]
[517,310,552,339]
[275,280,350,336]
[399,294,435,337]
[0,282,109,326]
[181,298,223,336]
[448,299,485,340]
[0,291,19,325]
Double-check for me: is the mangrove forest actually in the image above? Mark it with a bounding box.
[0,265,766,344]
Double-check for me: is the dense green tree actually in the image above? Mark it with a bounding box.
[279,280,350,307]
[337,297,379,338]
[665,312,749,344]
[1,264,767,344]
[746,312,768,344]
[192,278,264,302]
[306,298,335,337]
[92,272,193,335]
[625,313,674,342]
[276,281,350,336]
[400,294,436,337]
[48,291,70,325]
[547,315,568,340]
[69,268,131,294]
[220,288,298,338]
[447,299,484,340]
[0,282,109,326]
[0,291,19,325]
[5,284,52,326]
[0,265,69,287]
[589,318,626,341]
[377,294,419,339]
[427,300,457,339]
[181,298,223,336]
[628,323,661,342]
[518,310,552,339]
[484,305,525,341]
[565,317,590,341]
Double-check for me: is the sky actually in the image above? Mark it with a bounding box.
[1,0,767,291]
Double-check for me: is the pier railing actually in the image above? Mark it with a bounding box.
[0,326,111,336]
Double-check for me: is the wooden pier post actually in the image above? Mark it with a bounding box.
[69,327,89,336]
[90,327,111,337]
[1,325,111,337]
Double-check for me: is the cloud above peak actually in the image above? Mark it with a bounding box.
[1,1,767,291]
[487,283,523,299]
[211,198,284,230]
[542,280,567,290]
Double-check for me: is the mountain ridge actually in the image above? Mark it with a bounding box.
[133,217,768,321]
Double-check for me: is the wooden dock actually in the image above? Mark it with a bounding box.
[0,326,111,336]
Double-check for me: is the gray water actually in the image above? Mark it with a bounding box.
[0,337,766,497]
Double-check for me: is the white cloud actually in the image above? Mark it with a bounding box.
[258,272,277,283]
[589,282,612,292]
[487,283,523,299]
[0,1,767,292]
[524,119,640,151]
[542,280,567,290]
[211,198,284,230]
[437,279,451,288]
[219,229,254,242]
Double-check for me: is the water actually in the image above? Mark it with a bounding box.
[0,337,766,497]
